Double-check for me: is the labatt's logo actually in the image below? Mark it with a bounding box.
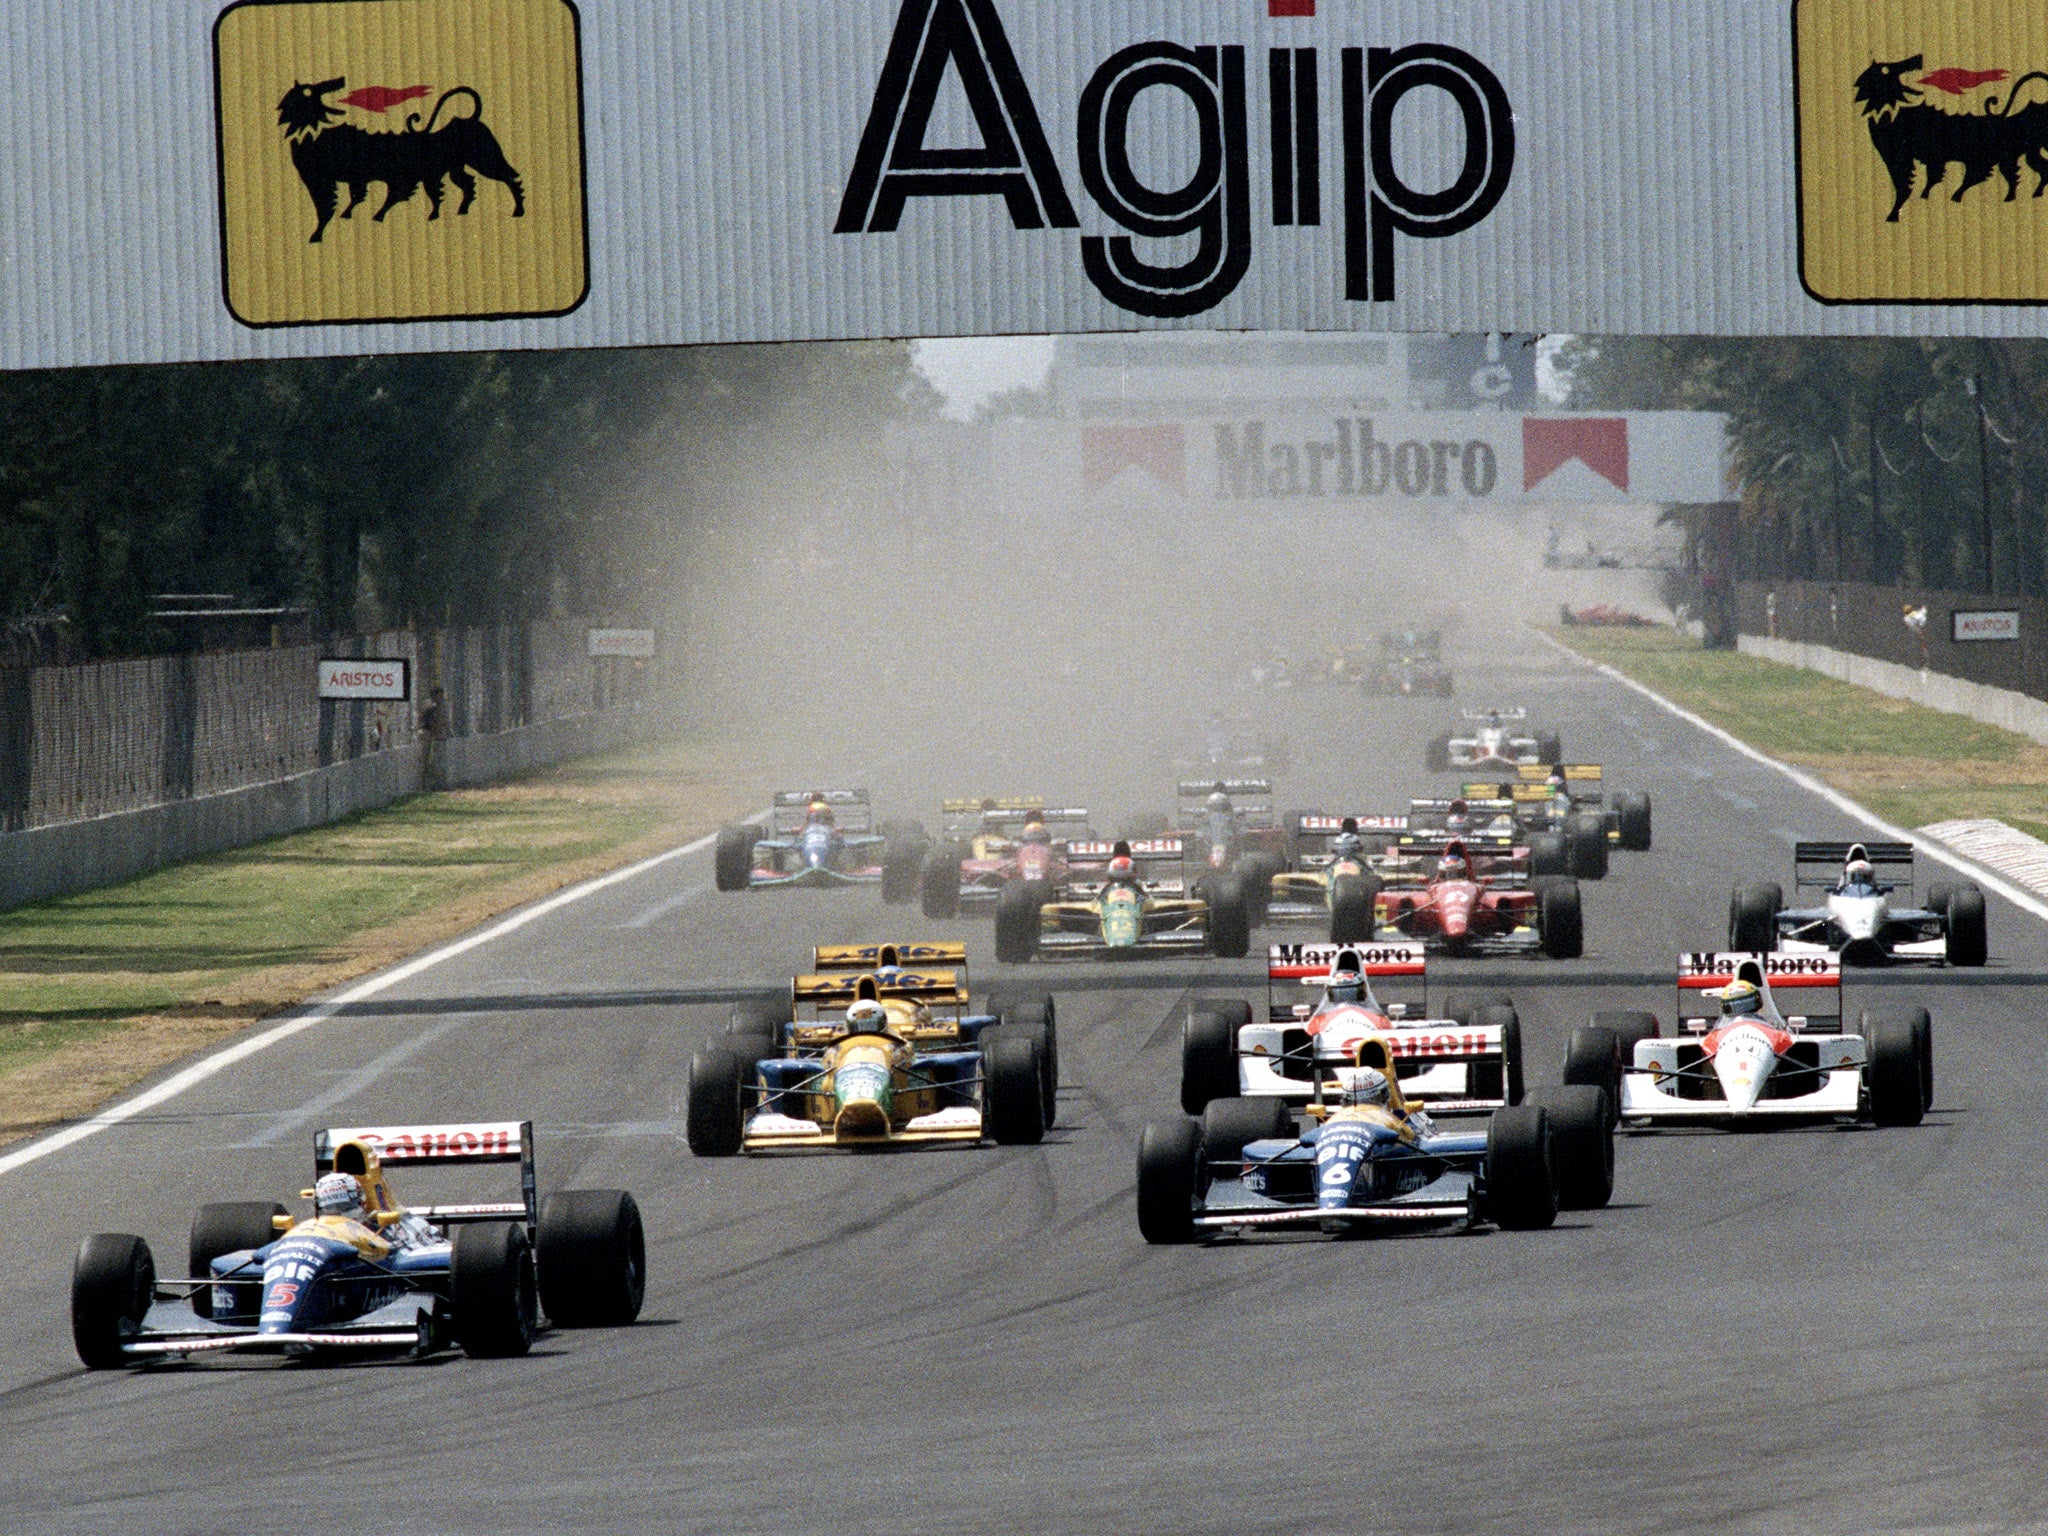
[835,0,1514,317]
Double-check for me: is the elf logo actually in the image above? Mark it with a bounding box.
[834,0,1514,317]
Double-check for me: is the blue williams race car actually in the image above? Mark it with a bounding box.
[71,1120,645,1366]
[714,789,925,900]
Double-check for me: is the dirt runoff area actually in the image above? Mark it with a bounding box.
[0,732,776,1150]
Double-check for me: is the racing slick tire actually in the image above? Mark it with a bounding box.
[1205,873,1252,959]
[1592,1010,1661,1063]
[1180,1000,1248,1114]
[713,824,756,892]
[537,1189,647,1328]
[452,1221,539,1358]
[1562,1025,1623,1128]
[1329,874,1380,945]
[1615,791,1653,851]
[920,854,961,920]
[1867,1014,1927,1127]
[1239,852,1284,925]
[1425,733,1452,773]
[983,1018,1058,1129]
[1472,1003,1525,1106]
[72,1233,155,1369]
[1137,1118,1203,1245]
[1528,831,1569,879]
[1565,814,1609,880]
[1526,1085,1614,1210]
[1199,1097,1294,1166]
[994,880,1044,964]
[1483,1105,1557,1231]
[1539,878,1584,959]
[189,1201,288,1322]
[990,989,1060,1123]
[1945,885,1988,967]
[1535,731,1563,766]
[685,1049,747,1157]
[1445,993,1514,1026]
[984,1032,1047,1145]
[1729,882,1783,952]
[1864,1006,1934,1116]
[880,838,926,905]
[1926,881,1957,913]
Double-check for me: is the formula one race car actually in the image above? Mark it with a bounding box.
[1569,951,1932,1128]
[1350,839,1582,957]
[919,797,1093,919]
[714,790,925,900]
[1361,630,1454,697]
[685,943,1051,1152]
[1174,779,1292,886]
[993,838,1250,962]
[1425,709,1561,773]
[1258,813,1410,927]
[71,1121,645,1367]
[1137,948,1611,1242]
[1179,942,1525,1117]
[1729,841,1987,967]
[1465,764,1651,861]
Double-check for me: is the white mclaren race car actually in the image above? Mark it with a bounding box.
[1178,942,1524,1117]
[1730,840,1987,967]
[1425,708,1561,773]
[1567,952,1932,1129]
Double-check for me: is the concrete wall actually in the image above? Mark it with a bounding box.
[0,704,672,910]
[1737,635,2048,746]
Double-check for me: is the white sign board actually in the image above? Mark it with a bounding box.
[317,657,411,701]
[1,0,2045,371]
[1952,611,2020,643]
[587,628,657,659]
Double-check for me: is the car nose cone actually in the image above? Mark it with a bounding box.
[1713,1029,1777,1113]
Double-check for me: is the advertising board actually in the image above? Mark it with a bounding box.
[1951,611,2020,643]
[316,658,411,700]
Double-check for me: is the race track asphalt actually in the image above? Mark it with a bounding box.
[5,624,2048,1536]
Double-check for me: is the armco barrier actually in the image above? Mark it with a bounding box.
[1736,635,2048,746]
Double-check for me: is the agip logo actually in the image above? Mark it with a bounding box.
[1796,0,2048,304]
[213,0,588,327]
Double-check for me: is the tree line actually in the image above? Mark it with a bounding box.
[0,342,933,660]
[1561,335,2048,598]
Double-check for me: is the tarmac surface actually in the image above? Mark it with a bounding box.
[5,626,2048,1535]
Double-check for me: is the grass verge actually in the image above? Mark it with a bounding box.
[1546,625,2048,841]
[0,732,766,1148]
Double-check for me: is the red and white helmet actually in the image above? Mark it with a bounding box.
[1107,855,1136,879]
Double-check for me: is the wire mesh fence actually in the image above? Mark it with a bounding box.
[0,622,658,833]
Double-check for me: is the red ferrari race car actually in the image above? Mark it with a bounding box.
[919,798,1093,919]
[1339,840,1583,958]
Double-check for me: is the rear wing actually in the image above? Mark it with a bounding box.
[812,941,967,973]
[1296,813,1408,836]
[940,796,1043,814]
[769,788,873,834]
[1455,783,1516,803]
[1677,951,1842,1027]
[1516,762,1604,803]
[1266,942,1426,1021]
[1175,779,1273,801]
[1068,838,1184,862]
[315,1120,536,1226]
[1794,840,1914,890]
[1461,708,1526,722]
[792,968,969,1016]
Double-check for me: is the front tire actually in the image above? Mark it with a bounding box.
[1526,1085,1614,1209]
[984,1033,1046,1145]
[1562,1024,1622,1126]
[1867,1015,1925,1126]
[1540,878,1584,959]
[1199,1096,1293,1165]
[880,838,926,904]
[1329,873,1379,944]
[1180,1001,1247,1113]
[920,854,960,920]
[72,1233,154,1369]
[685,1049,746,1156]
[536,1189,646,1328]
[713,824,756,892]
[1616,790,1653,850]
[993,880,1043,964]
[1945,885,1988,966]
[1729,882,1782,952]
[452,1222,539,1358]
[1136,1118,1202,1245]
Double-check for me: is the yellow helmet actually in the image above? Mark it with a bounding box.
[1715,978,1764,1017]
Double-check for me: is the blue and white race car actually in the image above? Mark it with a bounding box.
[71,1121,644,1366]
[714,790,924,899]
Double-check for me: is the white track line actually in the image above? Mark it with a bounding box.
[0,815,761,1181]
[1534,626,2048,927]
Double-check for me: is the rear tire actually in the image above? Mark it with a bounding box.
[1540,878,1583,959]
[1562,1025,1622,1126]
[1729,882,1782,952]
[453,1222,538,1358]
[1528,832,1568,878]
[685,1049,746,1157]
[1566,814,1609,879]
[1867,1015,1925,1127]
[1484,1106,1557,1230]
[990,989,1059,1123]
[1137,1119,1202,1245]
[880,838,926,904]
[1329,874,1379,944]
[984,1033,1046,1145]
[1535,731,1563,765]
[1199,1096,1293,1165]
[1616,791,1653,850]
[1526,1085,1614,1209]
[1426,734,1452,772]
[1180,1001,1247,1114]
[1592,1010,1660,1060]
[713,825,755,891]
[1473,1003,1525,1105]
[72,1233,154,1369]
[1205,873,1250,959]
[993,880,1043,964]
[189,1201,286,1322]
[1945,886,1988,967]
[920,855,960,920]
[536,1189,646,1328]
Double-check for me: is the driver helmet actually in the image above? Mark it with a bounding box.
[1206,790,1233,816]
[807,799,834,826]
[1342,1067,1392,1108]
[845,999,891,1035]
[1444,797,1469,833]
[1437,852,1471,880]
[1107,855,1136,881]
[315,1171,367,1221]
[1326,968,1365,1005]
[1330,831,1364,862]
[1021,823,1052,846]
[1844,858,1876,889]
[1716,978,1765,1018]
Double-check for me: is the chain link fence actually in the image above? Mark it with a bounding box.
[0,622,657,834]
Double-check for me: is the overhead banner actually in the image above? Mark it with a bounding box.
[6,0,2048,369]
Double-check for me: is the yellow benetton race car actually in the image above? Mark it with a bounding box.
[685,942,1054,1154]
[993,838,1251,962]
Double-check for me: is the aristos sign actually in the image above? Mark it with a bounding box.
[4,0,2047,369]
